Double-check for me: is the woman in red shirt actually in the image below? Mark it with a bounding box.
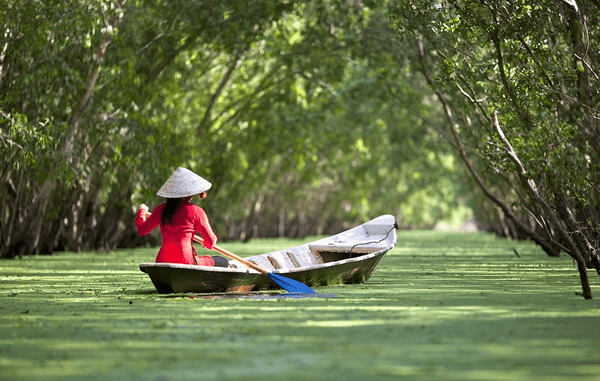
[135,167,228,267]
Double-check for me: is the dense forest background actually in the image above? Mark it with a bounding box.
[1,1,598,296]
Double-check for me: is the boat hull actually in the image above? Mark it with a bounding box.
[140,249,388,293]
[139,214,397,294]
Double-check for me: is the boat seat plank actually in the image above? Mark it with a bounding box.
[286,252,302,268]
[287,250,324,268]
[247,256,276,271]
[266,256,282,269]
[308,238,388,254]
[247,248,324,271]
[271,251,297,269]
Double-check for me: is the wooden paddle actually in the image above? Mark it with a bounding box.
[141,208,315,293]
[192,234,315,294]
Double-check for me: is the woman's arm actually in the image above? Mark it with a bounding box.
[136,204,162,236]
[194,207,217,249]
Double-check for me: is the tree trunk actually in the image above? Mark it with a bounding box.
[575,258,593,299]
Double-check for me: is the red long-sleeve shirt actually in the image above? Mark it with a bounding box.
[136,200,217,266]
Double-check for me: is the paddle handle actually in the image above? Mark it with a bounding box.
[193,234,267,274]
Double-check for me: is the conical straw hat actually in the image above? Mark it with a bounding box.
[156,167,212,198]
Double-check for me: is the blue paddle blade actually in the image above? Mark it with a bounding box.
[267,273,316,294]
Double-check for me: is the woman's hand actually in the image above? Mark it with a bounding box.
[138,203,150,217]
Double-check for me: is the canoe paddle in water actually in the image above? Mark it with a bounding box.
[192,234,316,294]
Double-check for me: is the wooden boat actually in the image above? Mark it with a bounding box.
[139,214,397,294]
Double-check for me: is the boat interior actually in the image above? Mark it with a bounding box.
[228,215,396,272]
[228,244,386,271]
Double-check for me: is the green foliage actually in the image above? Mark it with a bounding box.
[388,0,600,296]
[109,0,468,237]
[1,0,470,256]
[0,113,59,179]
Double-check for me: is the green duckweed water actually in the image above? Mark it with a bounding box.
[1,231,599,381]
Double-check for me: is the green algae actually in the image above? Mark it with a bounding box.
[1,231,600,381]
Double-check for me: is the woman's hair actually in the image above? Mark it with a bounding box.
[162,197,183,225]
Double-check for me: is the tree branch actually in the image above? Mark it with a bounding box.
[197,51,243,136]
[415,36,566,258]
[491,111,592,297]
